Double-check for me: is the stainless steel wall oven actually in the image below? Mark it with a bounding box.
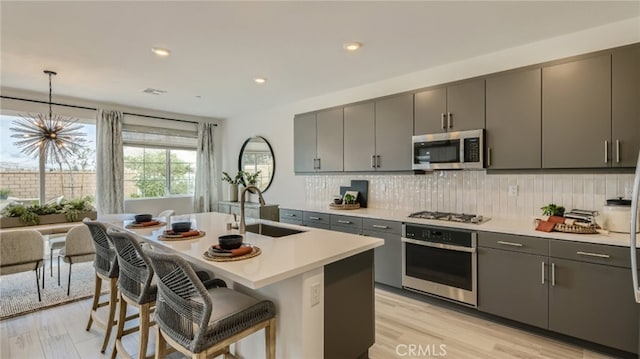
[402,223,477,307]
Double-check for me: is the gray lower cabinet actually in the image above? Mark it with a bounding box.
[330,214,362,234]
[344,94,413,171]
[612,44,640,167]
[362,218,402,288]
[302,211,330,230]
[217,201,279,221]
[478,233,549,328]
[293,108,343,173]
[279,208,302,225]
[486,68,541,169]
[549,241,639,353]
[414,79,485,134]
[479,231,639,353]
[542,54,611,168]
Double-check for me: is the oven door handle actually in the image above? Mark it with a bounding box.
[402,237,476,253]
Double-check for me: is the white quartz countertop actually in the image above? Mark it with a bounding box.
[281,205,634,247]
[110,212,383,290]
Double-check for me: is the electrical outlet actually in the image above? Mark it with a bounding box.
[310,282,320,307]
[508,185,519,197]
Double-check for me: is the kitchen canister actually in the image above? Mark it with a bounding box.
[601,197,639,233]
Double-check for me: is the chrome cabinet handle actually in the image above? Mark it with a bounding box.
[497,241,523,247]
[605,140,608,163]
[577,251,610,258]
[376,155,381,168]
[441,113,446,129]
[551,263,556,286]
[487,147,492,167]
[308,216,321,220]
[541,262,545,285]
[371,155,376,168]
[337,220,351,224]
[616,140,620,163]
[285,213,297,217]
[317,158,321,170]
[447,112,452,129]
[372,224,389,229]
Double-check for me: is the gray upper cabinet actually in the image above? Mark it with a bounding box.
[542,54,612,168]
[414,87,447,134]
[344,94,413,171]
[293,108,343,173]
[316,108,344,172]
[374,94,413,171]
[612,45,640,167]
[414,79,485,134]
[293,112,317,172]
[486,68,542,169]
[344,102,375,171]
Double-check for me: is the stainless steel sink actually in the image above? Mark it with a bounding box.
[245,223,305,237]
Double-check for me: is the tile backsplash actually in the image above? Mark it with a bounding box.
[305,172,635,219]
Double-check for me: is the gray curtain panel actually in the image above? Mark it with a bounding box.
[193,122,218,212]
[96,109,124,214]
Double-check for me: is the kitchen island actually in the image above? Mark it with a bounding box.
[113,212,384,359]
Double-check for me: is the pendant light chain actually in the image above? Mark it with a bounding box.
[48,71,52,120]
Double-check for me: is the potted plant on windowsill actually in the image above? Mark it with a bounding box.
[0,196,97,228]
[222,171,245,202]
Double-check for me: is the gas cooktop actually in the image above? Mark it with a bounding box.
[408,211,489,224]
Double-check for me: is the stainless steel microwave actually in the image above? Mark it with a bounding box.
[412,129,484,170]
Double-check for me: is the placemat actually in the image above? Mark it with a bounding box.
[202,246,261,262]
[159,230,206,241]
[125,221,167,229]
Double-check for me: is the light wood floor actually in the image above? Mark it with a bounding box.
[0,287,620,359]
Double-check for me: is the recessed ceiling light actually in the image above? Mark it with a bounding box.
[151,47,171,57]
[343,42,362,51]
[254,77,267,84]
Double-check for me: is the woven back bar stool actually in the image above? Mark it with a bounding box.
[144,250,276,359]
[106,228,157,359]
[83,218,120,353]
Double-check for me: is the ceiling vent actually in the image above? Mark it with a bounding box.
[142,88,167,95]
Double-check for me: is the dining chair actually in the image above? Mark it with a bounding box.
[58,225,95,295]
[105,227,156,359]
[0,230,45,301]
[144,249,276,359]
[157,209,174,218]
[83,218,119,353]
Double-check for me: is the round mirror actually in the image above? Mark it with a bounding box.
[238,136,275,192]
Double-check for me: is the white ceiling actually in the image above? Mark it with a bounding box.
[1,1,639,119]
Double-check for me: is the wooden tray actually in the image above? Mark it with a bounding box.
[554,223,599,234]
[125,221,167,229]
[329,203,360,210]
[202,246,261,262]
[158,230,206,241]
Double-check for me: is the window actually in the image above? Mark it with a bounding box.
[122,123,197,199]
[0,114,96,207]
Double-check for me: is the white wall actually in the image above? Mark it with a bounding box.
[222,17,640,214]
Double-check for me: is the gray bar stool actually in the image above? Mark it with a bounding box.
[144,249,276,359]
[83,218,119,353]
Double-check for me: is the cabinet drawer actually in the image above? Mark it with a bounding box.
[550,240,636,268]
[362,218,401,235]
[331,225,361,235]
[478,232,549,256]
[280,209,303,221]
[330,215,362,229]
[303,211,330,226]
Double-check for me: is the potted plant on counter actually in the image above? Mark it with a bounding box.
[222,171,245,202]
